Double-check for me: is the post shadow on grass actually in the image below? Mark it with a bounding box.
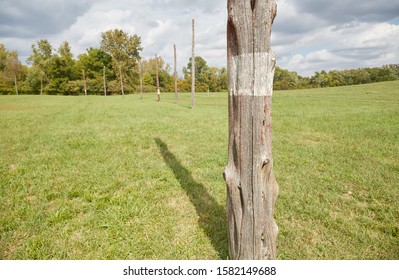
[155,138,228,259]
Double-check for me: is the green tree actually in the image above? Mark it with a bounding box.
[208,67,219,92]
[46,58,70,94]
[3,50,23,95]
[0,45,25,94]
[207,67,228,92]
[141,56,172,91]
[377,67,393,82]
[274,67,300,90]
[57,41,75,79]
[184,56,209,83]
[310,70,329,87]
[58,41,73,60]
[44,41,78,94]
[218,67,228,91]
[0,43,7,71]
[100,29,142,95]
[183,56,210,91]
[27,39,53,94]
[75,48,114,95]
[77,48,113,79]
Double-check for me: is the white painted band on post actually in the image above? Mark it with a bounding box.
[254,51,276,97]
[228,51,276,97]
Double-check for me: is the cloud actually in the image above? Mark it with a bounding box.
[332,22,399,64]
[291,0,399,24]
[0,0,398,76]
[272,0,399,75]
[53,0,226,73]
[282,22,399,76]
[0,0,92,37]
[273,0,322,35]
[57,8,137,54]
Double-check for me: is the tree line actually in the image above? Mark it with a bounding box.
[274,65,399,90]
[0,29,227,96]
[1,28,398,95]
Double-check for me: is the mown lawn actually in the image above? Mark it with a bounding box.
[1,81,398,259]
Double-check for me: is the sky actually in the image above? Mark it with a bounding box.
[1,0,398,77]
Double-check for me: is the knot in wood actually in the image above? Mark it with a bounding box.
[262,158,270,168]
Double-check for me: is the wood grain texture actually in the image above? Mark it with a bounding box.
[225,0,278,260]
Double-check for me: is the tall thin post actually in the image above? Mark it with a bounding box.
[82,69,87,96]
[174,44,178,104]
[139,60,143,99]
[119,64,124,96]
[103,66,107,96]
[156,54,160,102]
[14,72,18,95]
[224,0,278,260]
[191,19,196,108]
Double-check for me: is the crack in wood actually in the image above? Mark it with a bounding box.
[250,0,256,11]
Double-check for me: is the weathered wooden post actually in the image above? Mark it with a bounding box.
[224,0,278,260]
[119,64,124,96]
[14,72,18,95]
[40,75,43,95]
[155,54,160,102]
[191,18,195,108]
[174,44,178,104]
[103,66,107,96]
[82,69,87,96]
[138,60,143,99]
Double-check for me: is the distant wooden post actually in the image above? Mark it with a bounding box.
[224,0,278,260]
[191,18,195,108]
[103,66,107,96]
[14,72,18,95]
[40,76,43,95]
[174,44,178,104]
[119,64,124,96]
[156,54,160,102]
[82,69,87,96]
[138,60,143,99]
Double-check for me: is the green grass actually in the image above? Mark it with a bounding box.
[1,81,398,259]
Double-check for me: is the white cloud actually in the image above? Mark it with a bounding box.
[51,0,226,73]
[287,50,350,76]
[58,9,137,55]
[1,0,398,76]
[0,0,92,37]
[279,21,399,76]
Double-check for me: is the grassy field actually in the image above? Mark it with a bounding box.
[1,81,398,259]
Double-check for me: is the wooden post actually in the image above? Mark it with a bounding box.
[82,69,87,96]
[138,60,143,99]
[156,54,160,102]
[174,44,178,104]
[191,18,195,108]
[224,0,278,260]
[119,64,124,96]
[103,66,107,96]
[14,72,18,95]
